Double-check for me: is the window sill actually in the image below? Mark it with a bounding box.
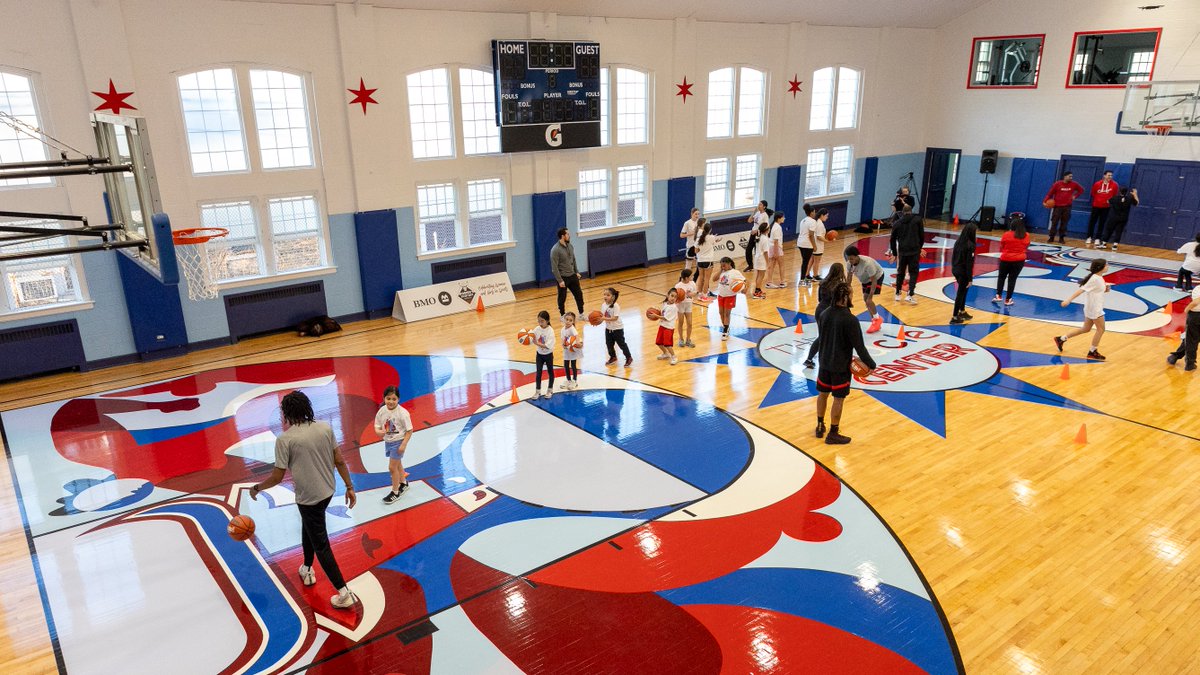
[577,220,653,238]
[416,240,516,262]
[0,299,95,323]
[806,192,856,202]
[703,207,755,220]
[214,265,337,292]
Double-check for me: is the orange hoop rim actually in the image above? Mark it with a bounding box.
[1144,124,1173,136]
[173,227,229,245]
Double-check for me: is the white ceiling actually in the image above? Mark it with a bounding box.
[234,0,994,29]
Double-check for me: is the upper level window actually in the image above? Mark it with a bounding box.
[599,68,610,146]
[810,66,861,131]
[249,69,313,169]
[0,71,52,187]
[0,219,84,312]
[1128,51,1154,83]
[596,66,650,146]
[705,154,759,212]
[407,68,455,159]
[707,67,766,139]
[459,68,501,155]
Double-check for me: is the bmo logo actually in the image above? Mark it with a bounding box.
[414,297,438,308]
[758,324,999,393]
[545,123,563,147]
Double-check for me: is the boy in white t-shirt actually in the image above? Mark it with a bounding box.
[680,207,700,272]
[654,288,680,365]
[674,269,697,348]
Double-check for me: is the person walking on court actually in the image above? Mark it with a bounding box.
[551,227,585,319]
[1098,187,1137,251]
[250,390,358,609]
[1044,172,1084,244]
[803,262,847,369]
[844,246,885,333]
[950,223,977,324]
[1085,170,1118,246]
[1055,258,1111,361]
[1167,284,1200,372]
[993,214,1031,306]
[811,282,877,445]
[888,205,925,304]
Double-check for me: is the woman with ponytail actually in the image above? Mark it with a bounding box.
[1055,258,1111,360]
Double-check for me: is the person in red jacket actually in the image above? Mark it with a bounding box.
[1086,170,1119,246]
[1044,172,1084,244]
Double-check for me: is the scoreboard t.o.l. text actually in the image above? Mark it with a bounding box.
[491,40,601,153]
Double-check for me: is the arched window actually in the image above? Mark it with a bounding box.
[810,66,861,131]
[596,66,650,146]
[406,68,455,159]
[459,67,501,155]
[707,67,766,139]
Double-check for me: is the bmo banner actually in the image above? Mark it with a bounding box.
[391,272,516,323]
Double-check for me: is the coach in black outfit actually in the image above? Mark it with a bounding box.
[889,206,925,302]
[551,227,585,317]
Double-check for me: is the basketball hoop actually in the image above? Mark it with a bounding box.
[172,227,228,300]
[1144,124,1173,136]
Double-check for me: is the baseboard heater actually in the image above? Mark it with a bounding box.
[0,319,85,381]
[586,231,647,277]
[224,281,327,342]
[431,253,507,284]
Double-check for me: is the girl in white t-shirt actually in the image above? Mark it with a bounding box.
[374,385,413,503]
[1176,235,1200,291]
[766,212,786,288]
[532,310,556,398]
[681,207,700,271]
[1056,259,1110,361]
[751,222,769,300]
[810,208,829,282]
[797,204,818,286]
[601,287,633,367]
[560,311,582,390]
[694,219,719,301]
[674,268,697,348]
[654,288,680,365]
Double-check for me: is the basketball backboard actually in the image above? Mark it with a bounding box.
[91,113,165,269]
[1117,80,1199,136]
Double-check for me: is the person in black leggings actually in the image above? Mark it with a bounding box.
[804,263,846,368]
[993,215,1031,306]
[950,223,977,323]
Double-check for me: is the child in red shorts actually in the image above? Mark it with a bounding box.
[655,288,679,365]
[715,256,746,341]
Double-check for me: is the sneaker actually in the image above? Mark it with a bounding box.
[707,291,717,298]
[1085,238,1092,245]
[906,295,918,305]
[669,356,677,365]
[544,390,553,399]
[331,590,358,609]
[624,357,633,367]
[1053,336,1065,352]
[1058,238,1066,244]
[299,565,316,587]
[560,381,571,390]
[685,340,696,348]
[1111,244,1118,251]
[815,420,826,438]
[534,389,541,399]
[397,482,409,495]
[382,491,399,505]
[678,339,686,347]
[803,359,815,369]
[811,275,823,282]
[992,295,1002,304]
[1095,241,1105,249]
[1004,299,1014,307]
[950,316,965,324]
[605,357,617,366]
[1167,353,1179,365]
[1087,349,1106,361]
[867,316,883,334]
[657,354,669,360]
[894,294,902,303]
[960,311,973,320]
[1187,363,1197,372]
[825,432,851,445]
[721,332,729,341]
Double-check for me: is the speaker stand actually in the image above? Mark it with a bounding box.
[967,173,991,226]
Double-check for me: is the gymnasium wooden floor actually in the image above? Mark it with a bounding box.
[1,227,1198,674]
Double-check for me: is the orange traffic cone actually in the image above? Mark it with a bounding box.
[952,214,960,226]
[1164,330,1182,342]
[1074,423,1087,445]
[1060,364,1070,380]
[510,386,519,404]
[897,325,907,342]
[1163,301,1173,315]
[794,317,804,334]
[476,295,485,313]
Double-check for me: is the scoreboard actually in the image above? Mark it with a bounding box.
[491,40,601,153]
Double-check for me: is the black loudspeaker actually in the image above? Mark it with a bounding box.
[980,149,998,174]
[979,206,996,231]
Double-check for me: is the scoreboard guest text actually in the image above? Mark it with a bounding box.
[491,40,602,153]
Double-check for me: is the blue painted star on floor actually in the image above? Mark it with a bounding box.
[690,306,1101,437]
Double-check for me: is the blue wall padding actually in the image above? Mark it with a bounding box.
[774,165,802,239]
[354,208,403,313]
[117,248,187,355]
[532,192,567,285]
[667,177,697,260]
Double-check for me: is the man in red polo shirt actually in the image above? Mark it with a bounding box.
[1086,170,1119,247]
[1044,172,1084,244]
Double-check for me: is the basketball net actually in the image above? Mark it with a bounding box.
[172,228,228,301]
[1144,124,1173,136]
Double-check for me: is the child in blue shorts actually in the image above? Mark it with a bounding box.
[374,385,413,504]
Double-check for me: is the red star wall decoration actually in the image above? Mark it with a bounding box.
[676,77,693,103]
[348,78,378,115]
[92,80,137,115]
[787,76,803,98]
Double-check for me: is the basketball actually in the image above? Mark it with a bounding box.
[825,230,839,241]
[588,310,603,326]
[564,334,582,350]
[228,514,255,541]
[731,280,746,294]
[1042,198,1056,208]
[850,357,871,377]
[646,307,662,321]
[517,328,534,345]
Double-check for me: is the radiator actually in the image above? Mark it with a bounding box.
[430,253,507,284]
[0,319,85,381]
[586,231,647,277]
[709,214,750,237]
[224,281,327,342]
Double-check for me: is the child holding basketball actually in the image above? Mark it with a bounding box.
[601,288,633,367]
[374,385,413,504]
[1055,258,1110,361]
[655,288,680,365]
[532,310,556,398]
[715,257,746,341]
[674,268,696,348]
[560,312,582,390]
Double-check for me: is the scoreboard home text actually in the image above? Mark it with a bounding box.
[491,40,602,153]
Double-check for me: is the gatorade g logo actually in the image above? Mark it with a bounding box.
[545,124,563,147]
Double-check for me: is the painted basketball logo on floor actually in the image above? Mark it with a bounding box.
[0,356,962,675]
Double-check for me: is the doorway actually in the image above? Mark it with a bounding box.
[921,148,962,222]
